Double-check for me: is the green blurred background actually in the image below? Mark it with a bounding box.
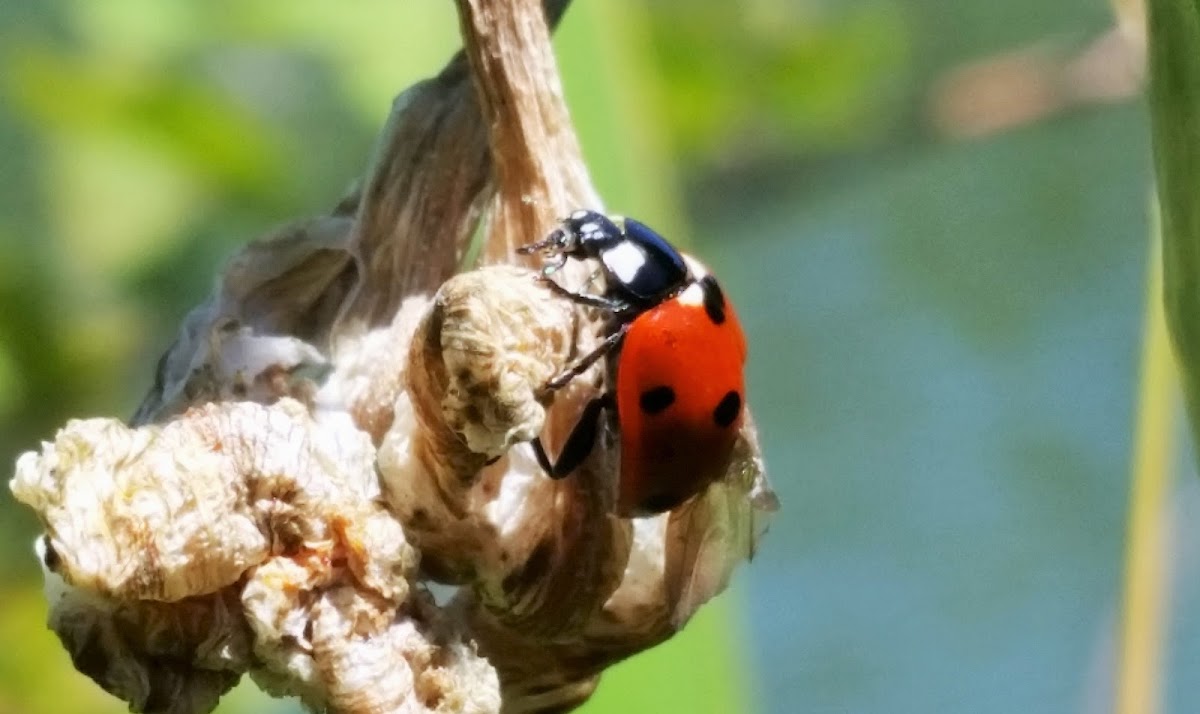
[1,0,1194,712]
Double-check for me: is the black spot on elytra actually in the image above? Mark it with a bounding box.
[713,390,741,428]
[700,275,726,325]
[639,385,676,414]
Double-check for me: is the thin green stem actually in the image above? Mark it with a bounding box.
[1115,237,1175,714]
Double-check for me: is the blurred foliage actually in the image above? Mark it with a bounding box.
[642,0,1116,175]
[707,102,1160,714]
[646,0,911,163]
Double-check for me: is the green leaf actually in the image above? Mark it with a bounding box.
[1149,0,1200,444]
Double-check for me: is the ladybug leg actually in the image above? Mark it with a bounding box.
[539,275,630,313]
[536,253,569,277]
[545,322,630,391]
[530,393,614,479]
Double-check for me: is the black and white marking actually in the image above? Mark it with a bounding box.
[604,240,648,284]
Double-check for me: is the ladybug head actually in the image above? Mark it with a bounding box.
[519,209,624,262]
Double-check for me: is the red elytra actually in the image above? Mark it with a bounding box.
[614,288,747,516]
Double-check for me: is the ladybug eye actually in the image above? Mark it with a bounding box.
[639,386,676,414]
[712,390,741,428]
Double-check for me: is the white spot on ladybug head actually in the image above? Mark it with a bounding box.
[677,280,705,307]
[682,254,710,280]
[570,209,589,220]
[604,240,648,284]
[580,222,600,236]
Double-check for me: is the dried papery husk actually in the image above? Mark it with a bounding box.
[40,555,251,714]
[247,579,499,714]
[133,214,357,426]
[384,264,633,636]
[455,424,777,711]
[12,399,500,713]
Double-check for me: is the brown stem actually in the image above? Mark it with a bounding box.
[456,0,600,262]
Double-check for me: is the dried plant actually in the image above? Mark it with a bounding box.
[9,1,778,712]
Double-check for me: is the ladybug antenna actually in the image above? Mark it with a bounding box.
[517,224,571,256]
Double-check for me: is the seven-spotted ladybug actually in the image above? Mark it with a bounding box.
[518,210,747,516]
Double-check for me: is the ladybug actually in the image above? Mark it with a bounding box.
[518,210,747,516]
